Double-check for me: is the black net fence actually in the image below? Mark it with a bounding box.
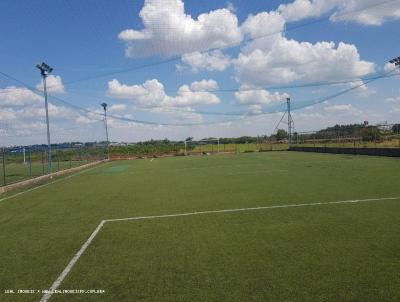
[292,123,400,149]
[0,144,107,186]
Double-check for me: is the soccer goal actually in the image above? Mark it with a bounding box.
[184,138,221,155]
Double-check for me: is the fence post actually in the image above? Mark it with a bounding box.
[2,148,6,186]
[28,148,32,177]
[41,150,45,175]
[57,149,60,171]
[398,126,400,148]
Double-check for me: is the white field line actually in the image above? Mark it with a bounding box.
[39,220,107,302]
[0,163,105,203]
[40,196,400,302]
[226,169,288,176]
[105,197,400,222]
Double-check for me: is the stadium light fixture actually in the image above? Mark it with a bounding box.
[101,103,110,160]
[389,56,400,66]
[36,62,53,173]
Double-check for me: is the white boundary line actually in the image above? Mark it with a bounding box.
[0,163,105,204]
[39,220,107,302]
[40,196,400,302]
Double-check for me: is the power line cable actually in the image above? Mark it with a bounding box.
[3,68,393,119]
[53,68,398,125]
[0,68,397,126]
[56,0,400,87]
[0,69,397,123]
[48,69,396,98]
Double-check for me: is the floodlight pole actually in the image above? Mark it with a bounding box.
[101,103,110,160]
[36,62,53,173]
[389,56,400,115]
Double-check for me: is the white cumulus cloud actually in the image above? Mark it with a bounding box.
[107,79,220,108]
[0,87,42,107]
[278,0,400,26]
[190,79,219,92]
[235,86,288,106]
[109,104,128,113]
[36,75,65,94]
[235,11,375,87]
[181,50,231,72]
[119,0,242,57]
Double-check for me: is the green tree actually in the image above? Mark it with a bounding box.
[276,129,288,141]
[361,127,381,142]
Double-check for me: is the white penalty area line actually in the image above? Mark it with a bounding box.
[0,163,106,204]
[41,196,400,302]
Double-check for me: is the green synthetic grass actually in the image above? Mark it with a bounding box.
[0,152,400,302]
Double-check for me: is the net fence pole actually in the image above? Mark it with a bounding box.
[2,148,6,186]
[57,148,60,171]
[398,125,400,148]
[41,150,45,175]
[28,148,32,177]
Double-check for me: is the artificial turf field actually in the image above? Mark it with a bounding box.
[0,151,400,302]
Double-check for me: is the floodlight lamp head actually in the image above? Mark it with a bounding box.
[36,62,53,77]
[101,102,107,111]
[389,57,400,65]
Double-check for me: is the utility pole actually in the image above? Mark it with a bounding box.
[36,62,53,173]
[101,103,110,160]
[286,97,294,146]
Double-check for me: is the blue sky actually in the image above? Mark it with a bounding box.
[1,0,400,145]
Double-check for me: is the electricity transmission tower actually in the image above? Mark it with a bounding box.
[286,98,294,146]
[36,62,53,173]
[268,97,295,146]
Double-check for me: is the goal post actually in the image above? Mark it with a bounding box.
[184,138,220,155]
